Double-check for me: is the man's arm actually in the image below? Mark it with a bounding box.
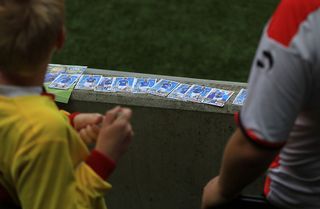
[201,128,280,209]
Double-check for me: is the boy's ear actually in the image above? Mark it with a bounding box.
[55,26,66,51]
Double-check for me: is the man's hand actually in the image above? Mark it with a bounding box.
[95,106,134,162]
[201,128,280,209]
[73,113,103,145]
[201,176,233,209]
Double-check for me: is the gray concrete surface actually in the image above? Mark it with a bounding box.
[59,69,264,209]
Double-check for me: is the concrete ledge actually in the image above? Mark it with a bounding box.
[59,69,262,209]
[70,68,246,114]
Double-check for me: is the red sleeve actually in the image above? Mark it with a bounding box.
[85,150,116,180]
[68,112,80,128]
[267,0,320,46]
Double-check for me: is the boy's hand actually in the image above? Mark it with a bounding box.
[95,106,134,162]
[73,113,103,145]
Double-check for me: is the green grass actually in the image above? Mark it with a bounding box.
[53,0,279,82]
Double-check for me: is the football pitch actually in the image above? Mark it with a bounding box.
[52,0,278,82]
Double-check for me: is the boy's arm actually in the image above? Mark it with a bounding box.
[13,107,133,209]
[13,137,110,209]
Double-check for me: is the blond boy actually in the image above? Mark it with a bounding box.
[0,0,133,208]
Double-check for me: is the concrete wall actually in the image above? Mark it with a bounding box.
[59,69,263,209]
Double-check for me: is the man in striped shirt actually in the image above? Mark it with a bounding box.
[202,0,320,208]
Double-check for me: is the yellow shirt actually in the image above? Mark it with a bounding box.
[0,95,111,209]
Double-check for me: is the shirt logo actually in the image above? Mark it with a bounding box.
[256,50,274,71]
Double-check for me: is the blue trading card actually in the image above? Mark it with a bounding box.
[202,88,234,107]
[167,83,191,101]
[65,65,87,74]
[111,77,135,92]
[47,64,67,74]
[44,73,60,84]
[149,79,180,97]
[94,77,115,92]
[48,73,81,90]
[44,64,68,84]
[183,85,212,103]
[75,75,102,90]
[132,78,157,93]
[232,88,247,106]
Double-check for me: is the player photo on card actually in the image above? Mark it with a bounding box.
[48,73,81,90]
[167,83,191,101]
[75,75,102,90]
[111,77,135,92]
[149,79,179,97]
[132,78,157,93]
[202,88,234,107]
[183,85,212,103]
[232,88,247,106]
[94,77,115,92]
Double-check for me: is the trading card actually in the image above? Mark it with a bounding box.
[94,77,115,92]
[44,64,68,84]
[47,64,67,74]
[183,85,212,103]
[132,78,157,93]
[45,64,84,85]
[232,88,247,106]
[167,83,191,101]
[47,63,61,69]
[65,65,87,74]
[48,73,81,90]
[111,77,135,92]
[75,75,102,90]
[149,79,180,97]
[202,88,234,107]
[44,73,60,84]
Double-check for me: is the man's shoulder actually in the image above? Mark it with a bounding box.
[267,0,320,47]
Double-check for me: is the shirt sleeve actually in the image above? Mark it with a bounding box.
[59,110,80,128]
[239,4,316,148]
[12,123,111,209]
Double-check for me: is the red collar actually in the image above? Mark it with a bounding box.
[41,86,55,100]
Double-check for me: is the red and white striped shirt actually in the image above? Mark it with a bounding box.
[238,0,320,208]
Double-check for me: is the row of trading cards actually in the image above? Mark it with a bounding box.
[44,64,87,89]
[46,71,247,107]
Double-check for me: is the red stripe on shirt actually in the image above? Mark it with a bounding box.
[246,130,285,149]
[264,155,281,196]
[267,0,320,47]
[264,176,272,197]
[235,112,286,149]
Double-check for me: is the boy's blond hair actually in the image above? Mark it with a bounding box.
[0,0,64,75]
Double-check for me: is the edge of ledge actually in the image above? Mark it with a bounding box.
[69,68,246,114]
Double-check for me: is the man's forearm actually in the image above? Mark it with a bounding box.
[218,128,279,198]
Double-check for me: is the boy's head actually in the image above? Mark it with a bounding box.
[0,0,65,76]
